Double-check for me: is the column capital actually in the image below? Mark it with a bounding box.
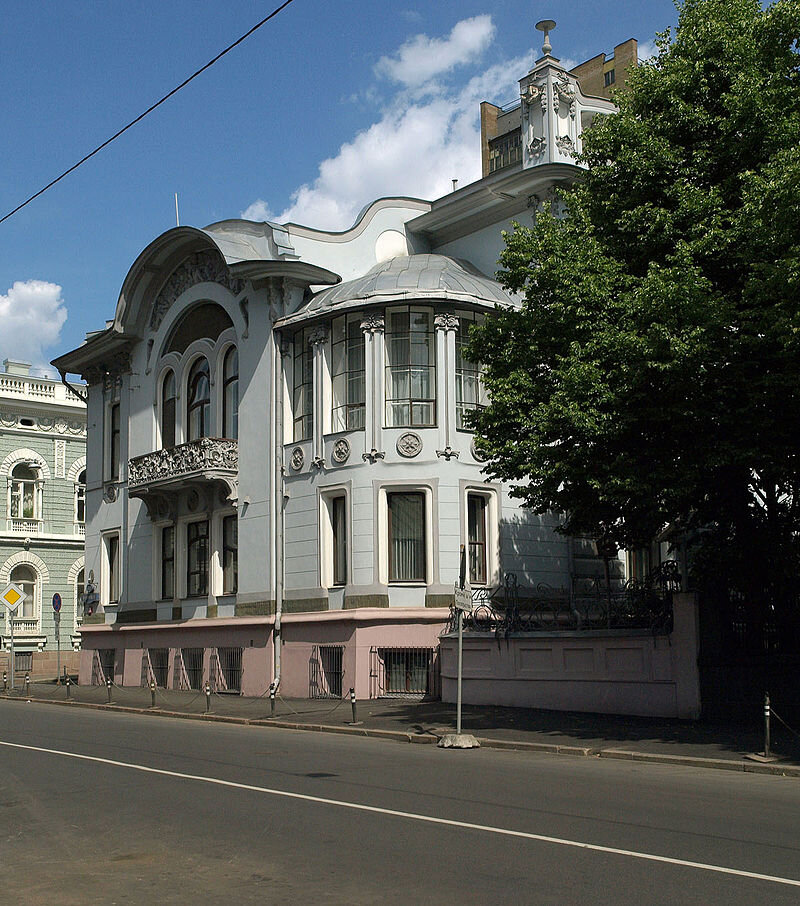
[434,312,459,332]
[361,314,385,334]
[307,325,329,346]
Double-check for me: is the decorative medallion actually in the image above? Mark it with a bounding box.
[332,438,351,464]
[471,437,489,463]
[290,447,305,471]
[396,432,422,458]
[186,489,200,512]
[103,484,118,503]
[556,134,575,157]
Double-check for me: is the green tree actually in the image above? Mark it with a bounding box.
[468,0,800,606]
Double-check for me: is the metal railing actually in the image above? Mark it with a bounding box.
[309,645,344,699]
[454,563,680,636]
[369,647,439,698]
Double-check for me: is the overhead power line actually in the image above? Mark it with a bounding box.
[0,0,297,227]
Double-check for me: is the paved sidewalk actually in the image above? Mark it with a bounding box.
[4,681,800,777]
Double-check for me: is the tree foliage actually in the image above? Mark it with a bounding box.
[468,0,800,597]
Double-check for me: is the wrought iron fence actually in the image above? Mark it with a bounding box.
[451,562,679,636]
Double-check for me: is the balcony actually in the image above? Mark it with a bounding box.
[128,438,238,513]
[6,518,42,534]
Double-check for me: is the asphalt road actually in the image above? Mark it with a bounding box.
[1,701,799,905]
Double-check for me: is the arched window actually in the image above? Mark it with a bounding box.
[187,357,211,441]
[75,470,86,524]
[161,370,177,448]
[75,567,85,624]
[10,464,39,521]
[222,347,239,439]
[10,564,37,619]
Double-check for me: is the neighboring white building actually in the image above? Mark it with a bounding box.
[55,31,625,698]
[0,360,86,679]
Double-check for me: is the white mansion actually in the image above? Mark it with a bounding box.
[55,31,630,698]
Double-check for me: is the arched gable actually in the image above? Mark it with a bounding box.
[1,550,50,585]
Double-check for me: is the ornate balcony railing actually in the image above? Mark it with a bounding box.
[128,438,238,490]
[450,562,680,636]
[8,619,40,635]
[6,518,42,534]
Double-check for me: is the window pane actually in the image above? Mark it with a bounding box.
[223,515,238,594]
[385,307,435,428]
[389,493,426,582]
[467,495,488,585]
[162,371,176,448]
[332,496,347,586]
[161,526,174,599]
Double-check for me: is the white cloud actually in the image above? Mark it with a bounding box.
[375,15,495,88]
[240,199,274,222]
[0,280,67,376]
[240,37,530,231]
[637,40,658,62]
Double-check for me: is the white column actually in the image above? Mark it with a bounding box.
[435,313,459,461]
[308,326,328,468]
[361,314,385,463]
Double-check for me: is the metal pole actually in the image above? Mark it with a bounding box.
[9,616,14,692]
[106,676,112,703]
[457,608,463,736]
[269,683,276,718]
[25,672,30,697]
[350,687,357,724]
[66,675,71,699]
[2,671,6,692]
[150,680,156,709]
[764,692,771,759]
[205,681,211,713]
[55,611,61,685]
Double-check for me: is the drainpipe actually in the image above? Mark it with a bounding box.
[57,369,87,404]
[271,331,285,692]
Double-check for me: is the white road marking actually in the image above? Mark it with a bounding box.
[2,738,798,888]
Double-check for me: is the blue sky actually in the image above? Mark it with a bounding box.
[0,1,677,374]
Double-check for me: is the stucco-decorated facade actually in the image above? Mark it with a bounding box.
[54,31,663,702]
[0,360,86,678]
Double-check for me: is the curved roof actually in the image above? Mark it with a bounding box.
[306,254,513,314]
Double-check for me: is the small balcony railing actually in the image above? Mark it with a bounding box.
[8,619,40,635]
[128,438,238,503]
[6,518,42,534]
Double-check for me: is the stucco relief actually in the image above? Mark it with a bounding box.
[128,438,239,487]
[434,313,459,332]
[0,412,85,436]
[396,432,422,458]
[149,251,245,331]
[331,438,351,464]
[290,447,305,471]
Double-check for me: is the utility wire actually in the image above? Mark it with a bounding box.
[0,0,297,226]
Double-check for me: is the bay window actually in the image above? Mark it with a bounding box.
[455,313,487,430]
[331,314,365,432]
[385,307,436,427]
[293,328,313,441]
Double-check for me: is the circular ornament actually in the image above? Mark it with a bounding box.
[186,489,200,512]
[396,432,422,458]
[290,447,305,471]
[331,438,351,464]
[103,484,118,503]
[471,437,489,463]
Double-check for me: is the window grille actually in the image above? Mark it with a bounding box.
[94,648,115,685]
[180,647,204,690]
[211,647,242,693]
[14,652,32,674]
[370,647,439,698]
[141,648,169,687]
[309,645,344,698]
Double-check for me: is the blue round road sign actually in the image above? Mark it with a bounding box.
[52,593,62,612]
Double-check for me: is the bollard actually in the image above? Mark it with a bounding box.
[106,676,112,703]
[350,687,358,724]
[204,681,211,713]
[764,692,771,759]
[269,683,276,718]
[25,673,30,697]
[150,680,156,709]
[2,671,6,692]
[66,675,71,699]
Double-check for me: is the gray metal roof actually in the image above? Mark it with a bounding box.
[306,254,513,313]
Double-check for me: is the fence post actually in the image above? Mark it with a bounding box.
[269,682,276,718]
[349,687,361,725]
[66,675,71,699]
[204,681,211,713]
[106,676,112,703]
[150,680,156,709]
[2,671,6,692]
[764,692,771,759]
[25,673,30,697]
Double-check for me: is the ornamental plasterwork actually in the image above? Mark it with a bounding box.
[556,134,576,157]
[128,437,239,488]
[331,438,351,464]
[554,76,577,118]
[396,432,422,458]
[307,325,329,346]
[434,313,459,332]
[290,447,305,471]
[0,412,85,436]
[360,314,385,334]
[149,250,246,331]
[520,82,542,106]
[54,440,66,478]
[436,446,459,461]
[362,448,386,464]
[529,136,547,159]
[471,437,489,463]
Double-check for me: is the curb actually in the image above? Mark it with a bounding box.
[4,694,799,778]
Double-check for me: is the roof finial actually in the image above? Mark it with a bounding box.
[535,19,556,56]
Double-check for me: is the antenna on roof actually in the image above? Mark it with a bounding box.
[174,192,180,227]
[535,19,556,56]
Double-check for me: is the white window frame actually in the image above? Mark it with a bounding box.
[461,484,500,588]
[101,531,121,608]
[377,484,434,586]
[319,485,350,588]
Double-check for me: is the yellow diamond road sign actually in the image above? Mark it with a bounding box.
[1,582,26,613]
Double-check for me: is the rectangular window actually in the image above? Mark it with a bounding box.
[455,313,487,430]
[388,492,426,582]
[467,494,488,585]
[293,328,313,441]
[331,495,347,586]
[109,402,121,480]
[222,515,238,595]
[385,307,435,427]
[107,534,120,604]
[161,525,175,600]
[186,520,209,597]
[331,313,365,432]
[604,68,616,87]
